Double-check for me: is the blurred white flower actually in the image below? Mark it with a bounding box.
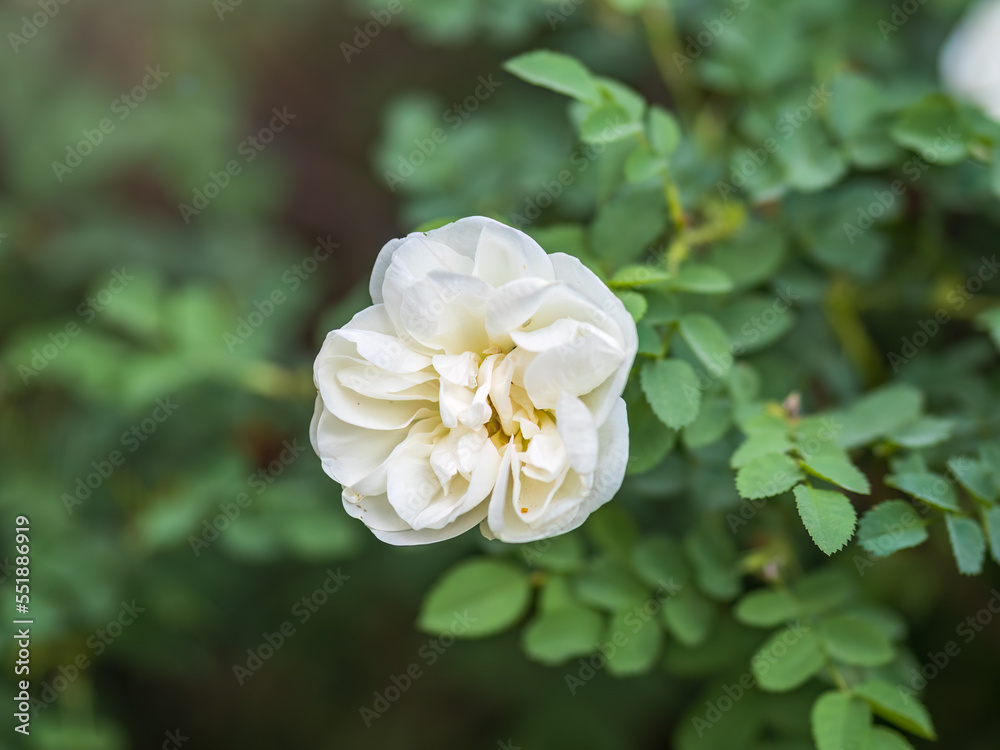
[940,0,1000,120]
[311,216,637,544]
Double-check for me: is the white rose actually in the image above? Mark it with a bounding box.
[310,216,637,545]
[940,0,1000,121]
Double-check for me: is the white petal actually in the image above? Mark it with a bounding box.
[369,236,405,305]
[487,399,628,543]
[562,398,629,531]
[487,353,516,435]
[343,489,410,532]
[484,277,553,349]
[385,427,500,530]
[519,324,626,410]
[381,236,475,338]
[473,220,554,287]
[337,326,432,374]
[941,1,1000,120]
[397,271,492,353]
[549,253,638,423]
[316,353,434,429]
[460,353,501,429]
[369,501,489,546]
[432,352,481,387]
[556,392,599,475]
[438,379,474,429]
[521,423,568,482]
[311,405,407,489]
[336,364,437,401]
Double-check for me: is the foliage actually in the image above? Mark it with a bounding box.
[4,0,1000,748]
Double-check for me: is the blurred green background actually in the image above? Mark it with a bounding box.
[2,0,1000,748]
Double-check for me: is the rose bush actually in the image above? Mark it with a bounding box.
[310,216,637,544]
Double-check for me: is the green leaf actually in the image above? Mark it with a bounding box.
[891,95,968,165]
[662,588,714,646]
[683,523,741,601]
[679,313,733,375]
[835,385,923,449]
[503,50,600,103]
[752,624,825,692]
[731,430,794,468]
[811,691,872,750]
[793,486,857,555]
[856,501,928,558]
[418,559,531,638]
[640,358,702,429]
[946,456,997,503]
[683,395,732,449]
[981,443,1000,495]
[586,504,639,563]
[986,506,1000,564]
[718,294,796,353]
[589,187,668,264]
[536,576,578,613]
[886,417,953,449]
[885,470,960,511]
[863,727,915,750]
[818,613,895,667]
[626,398,677,473]
[734,589,801,628]
[945,514,986,575]
[574,556,648,611]
[736,453,804,499]
[605,608,663,675]
[794,569,855,615]
[615,290,647,321]
[827,73,884,140]
[648,105,681,156]
[776,118,848,192]
[977,305,1000,349]
[801,450,871,494]
[609,264,672,289]
[521,532,584,572]
[632,534,690,588]
[625,143,666,183]
[522,605,604,665]
[580,103,643,143]
[596,77,645,121]
[636,320,663,356]
[852,681,936,740]
[667,266,735,295]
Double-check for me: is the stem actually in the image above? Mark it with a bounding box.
[641,3,701,119]
[824,275,884,386]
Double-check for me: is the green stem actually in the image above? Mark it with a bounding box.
[641,3,701,119]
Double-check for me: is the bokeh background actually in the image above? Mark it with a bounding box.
[2,0,1000,748]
